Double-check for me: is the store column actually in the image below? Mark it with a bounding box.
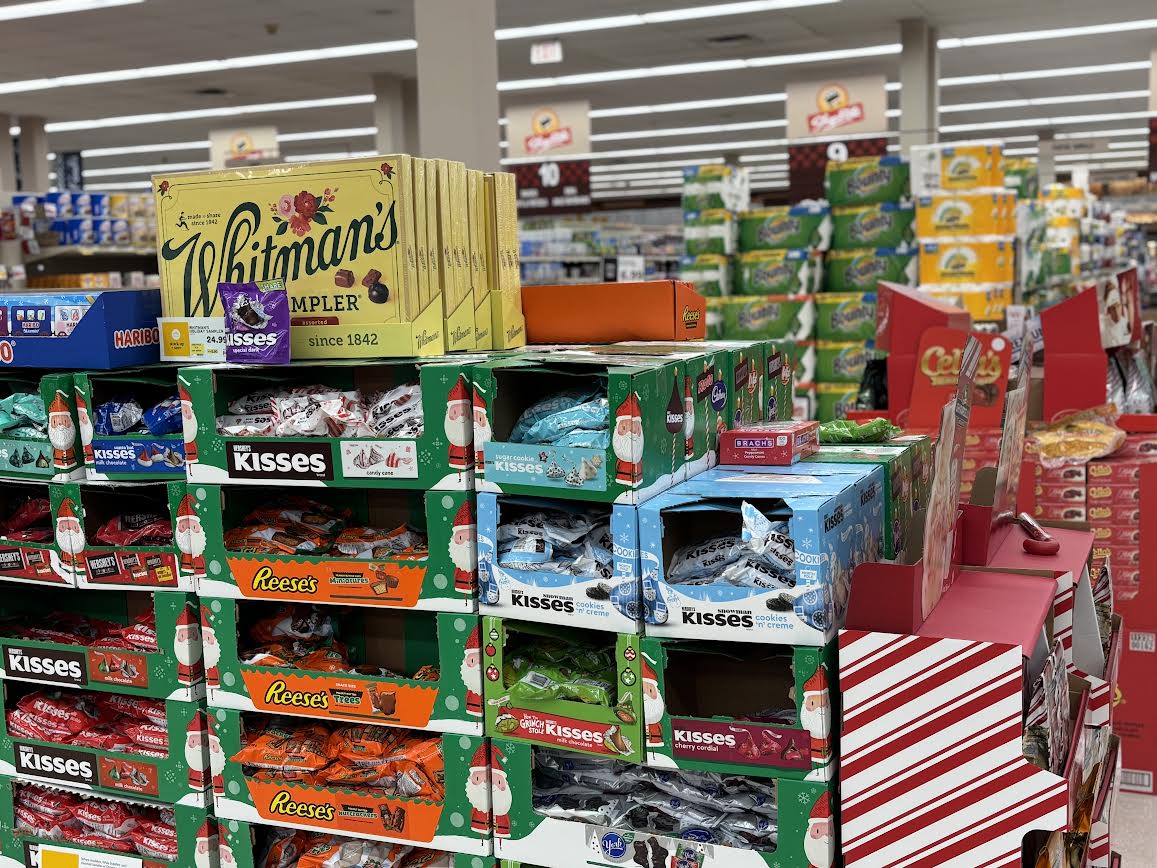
[1038,131,1057,187]
[898,18,938,152]
[0,115,16,190]
[373,74,418,154]
[17,116,50,192]
[414,0,500,168]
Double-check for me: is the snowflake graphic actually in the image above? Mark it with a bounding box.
[798,792,812,804]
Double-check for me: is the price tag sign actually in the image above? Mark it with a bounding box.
[616,255,646,282]
[512,159,591,212]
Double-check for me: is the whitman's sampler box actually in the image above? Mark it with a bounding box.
[154,156,445,359]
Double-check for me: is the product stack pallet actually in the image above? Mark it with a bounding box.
[912,141,1017,325]
[819,155,916,421]
[0,367,220,868]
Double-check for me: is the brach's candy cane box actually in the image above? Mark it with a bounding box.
[831,202,916,249]
[75,367,187,481]
[0,479,71,587]
[909,141,1004,196]
[491,736,835,868]
[477,494,641,633]
[707,294,817,343]
[918,238,1015,284]
[202,601,482,734]
[815,292,876,342]
[154,155,447,359]
[50,480,199,592]
[0,686,210,804]
[825,155,910,206]
[738,204,832,252]
[639,637,836,781]
[220,819,490,868]
[824,246,917,293]
[473,354,686,505]
[480,616,644,763]
[916,192,1016,237]
[0,372,84,481]
[180,357,480,490]
[720,421,820,467]
[640,464,885,645]
[0,588,205,701]
[192,483,476,613]
[0,778,219,868]
[211,709,492,854]
[735,249,822,294]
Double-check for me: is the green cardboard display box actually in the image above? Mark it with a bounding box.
[0,372,83,481]
[0,479,71,587]
[481,616,644,764]
[51,479,199,592]
[0,684,210,804]
[211,708,492,853]
[640,638,836,781]
[181,357,485,490]
[191,483,476,612]
[0,588,204,700]
[203,598,482,734]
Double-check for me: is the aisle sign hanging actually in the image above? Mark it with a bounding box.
[786,75,888,140]
[507,99,592,212]
[209,126,279,170]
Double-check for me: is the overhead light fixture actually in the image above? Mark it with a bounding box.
[591,186,684,199]
[591,118,786,143]
[0,0,142,21]
[502,137,790,164]
[1056,127,1148,140]
[939,19,1157,49]
[80,140,210,158]
[940,90,1148,114]
[940,60,1150,87]
[940,110,1156,134]
[1108,140,1149,149]
[0,41,415,96]
[589,157,724,172]
[1056,149,1149,162]
[590,92,787,119]
[1080,159,1146,170]
[82,180,154,190]
[277,127,377,143]
[284,150,378,162]
[498,44,899,91]
[8,126,19,136]
[83,160,210,177]
[495,0,839,40]
[737,152,790,163]
[46,95,375,132]
[590,170,687,183]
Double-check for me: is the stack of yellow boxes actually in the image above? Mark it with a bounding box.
[912,142,1017,323]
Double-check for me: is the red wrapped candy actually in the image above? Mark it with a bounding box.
[93,513,173,547]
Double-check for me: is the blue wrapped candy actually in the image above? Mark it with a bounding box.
[93,398,143,435]
[142,394,183,435]
[509,383,609,446]
[793,586,832,632]
[609,579,641,620]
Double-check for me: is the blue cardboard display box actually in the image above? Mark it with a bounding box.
[640,463,885,645]
[477,492,641,632]
[0,288,161,369]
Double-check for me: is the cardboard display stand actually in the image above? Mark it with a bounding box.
[0,372,84,481]
[211,709,491,854]
[203,602,482,734]
[0,479,71,586]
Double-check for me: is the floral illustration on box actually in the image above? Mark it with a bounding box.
[156,179,171,201]
[270,188,337,236]
[380,161,395,179]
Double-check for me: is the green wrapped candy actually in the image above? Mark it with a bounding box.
[819,417,902,444]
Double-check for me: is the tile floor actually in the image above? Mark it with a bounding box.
[1114,792,1156,863]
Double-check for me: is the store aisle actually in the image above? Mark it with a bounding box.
[1115,792,1157,862]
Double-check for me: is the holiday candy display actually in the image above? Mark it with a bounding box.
[0,374,84,481]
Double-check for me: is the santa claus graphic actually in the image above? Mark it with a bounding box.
[185,716,209,790]
[805,791,834,868]
[54,498,86,568]
[194,819,218,868]
[641,653,664,747]
[472,387,491,471]
[207,717,226,795]
[174,605,204,686]
[801,665,832,768]
[47,393,77,469]
[682,376,694,459]
[449,500,477,595]
[217,841,236,868]
[488,744,512,837]
[75,391,95,465]
[462,625,483,717]
[612,392,644,488]
[466,743,492,834]
[174,493,206,577]
[200,605,220,688]
[179,382,198,464]
[445,375,472,471]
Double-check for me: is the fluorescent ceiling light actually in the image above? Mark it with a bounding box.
[590,170,687,183]
[885,108,900,118]
[940,60,1150,87]
[277,127,376,143]
[83,180,153,190]
[0,0,141,21]
[0,41,415,96]
[284,151,378,162]
[495,0,839,40]
[591,187,683,199]
[590,92,787,119]
[502,137,790,164]
[940,90,1148,114]
[1003,147,1040,156]
[940,110,1156,134]
[885,82,902,92]
[1056,127,1148,140]
[1108,141,1148,149]
[940,19,1157,49]
[46,95,375,132]
[738,153,789,164]
[80,140,210,158]
[1057,149,1149,162]
[589,158,724,172]
[1082,160,1146,170]
[592,119,786,142]
[498,44,899,91]
[84,161,210,177]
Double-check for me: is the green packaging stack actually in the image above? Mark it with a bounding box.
[682,165,749,339]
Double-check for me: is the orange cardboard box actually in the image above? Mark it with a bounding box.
[522,280,706,343]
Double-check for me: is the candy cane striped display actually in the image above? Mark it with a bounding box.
[839,629,1068,868]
